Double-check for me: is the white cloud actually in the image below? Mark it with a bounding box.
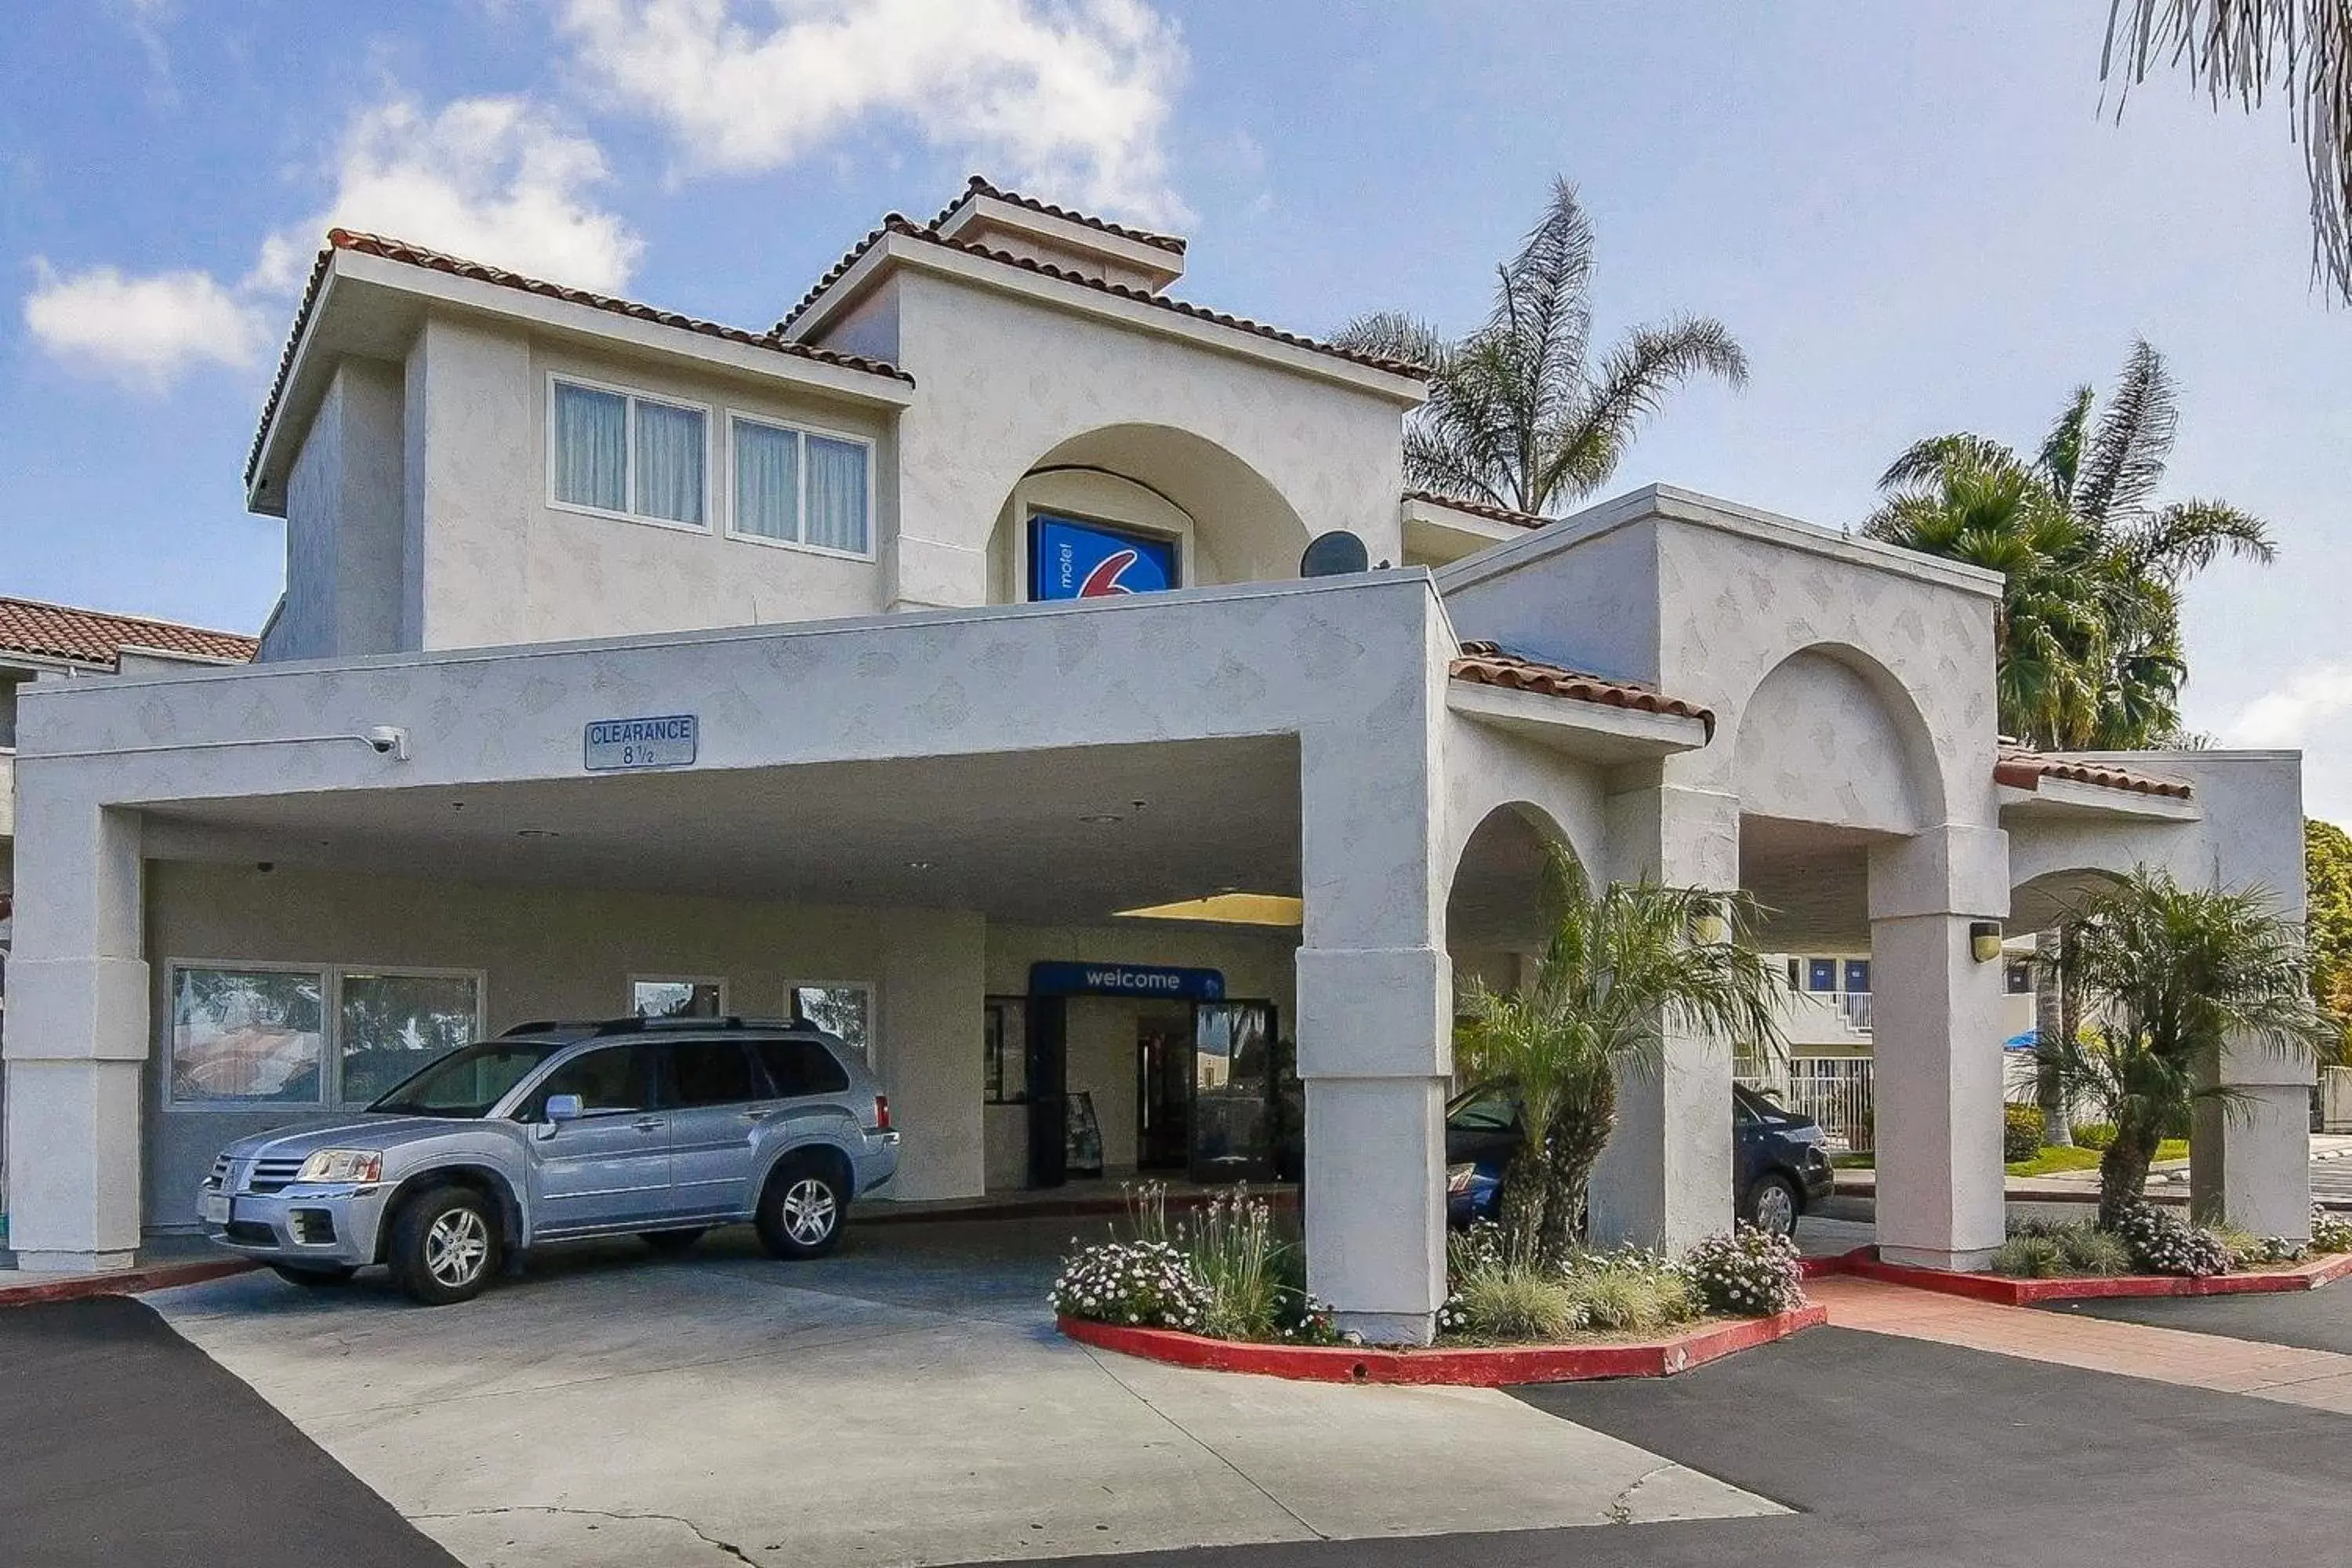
[554,0,1189,224]
[252,95,643,293]
[22,93,641,393]
[22,261,267,389]
[2229,664,2352,747]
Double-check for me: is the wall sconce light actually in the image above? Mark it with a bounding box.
[1693,899,1730,946]
[1969,920,2004,963]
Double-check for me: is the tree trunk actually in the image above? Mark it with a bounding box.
[1539,1092,1614,1264]
[2097,1114,2159,1230]
[1496,1138,1550,1266]
[2034,929,2071,1146]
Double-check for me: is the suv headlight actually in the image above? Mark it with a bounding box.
[1446,1161,1478,1195]
[296,1149,383,1184]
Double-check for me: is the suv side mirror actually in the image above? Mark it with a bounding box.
[545,1093,584,1123]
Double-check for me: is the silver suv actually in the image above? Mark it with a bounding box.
[199,1016,899,1305]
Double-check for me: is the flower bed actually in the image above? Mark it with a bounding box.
[1060,1302,1828,1385]
[1835,1245,2352,1305]
[1050,1192,1823,1383]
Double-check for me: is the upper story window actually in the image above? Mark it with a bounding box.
[550,376,709,528]
[1027,513,1179,601]
[728,414,873,557]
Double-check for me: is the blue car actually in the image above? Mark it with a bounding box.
[1444,1083,1834,1236]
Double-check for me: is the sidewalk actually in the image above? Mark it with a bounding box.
[1812,1274,2352,1414]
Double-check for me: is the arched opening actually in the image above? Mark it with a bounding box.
[986,423,1315,603]
[1446,801,1578,1006]
[1731,644,1945,837]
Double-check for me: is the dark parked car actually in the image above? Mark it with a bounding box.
[1443,1082,1834,1236]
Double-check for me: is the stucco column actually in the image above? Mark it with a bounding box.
[1868,825,2009,1270]
[1297,719,1449,1345]
[3,789,148,1271]
[2191,1046,2314,1238]
[1588,782,1739,1250]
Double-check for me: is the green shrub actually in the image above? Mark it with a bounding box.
[2110,1201,2232,1277]
[1052,1239,1209,1328]
[2058,1226,2133,1275]
[2313,1207,2352,1254]
[1684,1226,1808,1316]
[1444,1261,1584,1340]
[1559,1253,1697,1333]
[1991,1233,2067,1277]
[2071,1123,2118,1150]
[2003,1105,2046,1163]
[1181,1189,1285,1341]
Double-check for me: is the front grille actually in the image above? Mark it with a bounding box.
[247,1158,306,1194]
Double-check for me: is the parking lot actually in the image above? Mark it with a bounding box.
[139,1217,1775,1568]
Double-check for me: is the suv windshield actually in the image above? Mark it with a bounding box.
[370,1040,567,1118]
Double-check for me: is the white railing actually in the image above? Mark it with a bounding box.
[1836,991,1873,1034]
[1741,1055,1875,1152]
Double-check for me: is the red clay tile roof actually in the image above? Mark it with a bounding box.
[779,215,1426,379]
[1450,641,1714,735]
[1994,747,2194,800]
[0,597,256,669]
[927,174,1188,255]
[246,230,913,488]
[1404,490,1549,530]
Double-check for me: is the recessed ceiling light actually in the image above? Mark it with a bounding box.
[516,827,561,839]
[1079,812,1125,825]
[906,859,936,871]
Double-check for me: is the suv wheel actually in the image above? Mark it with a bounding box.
[389,1186,502,1305]
[757,1158,846,1260]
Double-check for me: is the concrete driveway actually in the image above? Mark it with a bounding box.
[147,1217,1776,1568]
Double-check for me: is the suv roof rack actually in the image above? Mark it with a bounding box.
[499,1020,601,1038]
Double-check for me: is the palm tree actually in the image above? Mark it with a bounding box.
[1866,341,2274,751]
[2035,866,2332,1228]
[1334,179,1748,517]
[2102,0,2352,305]
[1454,848,1788,1262]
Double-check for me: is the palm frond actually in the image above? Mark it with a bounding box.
[1876,433,2018,492]
[2120,497,2278,579]
[2102,0,2352,303]
[2037,385,2097,503]
[1537,315,1748,511]
[2074,339,2179,528]
[1331,310,1453,372]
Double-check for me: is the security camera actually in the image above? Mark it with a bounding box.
[364,725,410,760]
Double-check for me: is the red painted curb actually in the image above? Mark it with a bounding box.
[1058,1303,1828,1385]
[0,1257,256,1307]
[1824,1246,2352,1305]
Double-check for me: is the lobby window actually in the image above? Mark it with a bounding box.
[2005,960,2035,995]
[632,977,728,1019]
[985,996,1028,1104]
[793,982,873,1063]
[550,376,708,528]
[729,415,873,557]
[166,964,482,1108]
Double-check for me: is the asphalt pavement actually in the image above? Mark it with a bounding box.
[0,1295,460,1568]
[968,1326,2352,1568]
[2045,1284,2352,1354]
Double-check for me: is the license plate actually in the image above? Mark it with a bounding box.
[201,1192,231,1225]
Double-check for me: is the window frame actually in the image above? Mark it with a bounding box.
[627,975,731,1020]
[545,371,714,535]
[984,995,1028,1105]
[162,959,488,1112]
[722,408,877,561]
[790,979,877,1065]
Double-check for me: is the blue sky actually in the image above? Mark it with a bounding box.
[5,2,2348,815]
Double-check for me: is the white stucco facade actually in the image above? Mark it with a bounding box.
[2,182,2313,1337]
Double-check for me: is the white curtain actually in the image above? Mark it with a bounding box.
[634,401,706,524]
[805,434,869,553]
[731,418,800,540]
[553,383,626,512]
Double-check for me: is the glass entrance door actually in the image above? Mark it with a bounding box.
[1189,1000,1276,1184]
[1134,1007,1192,1171]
